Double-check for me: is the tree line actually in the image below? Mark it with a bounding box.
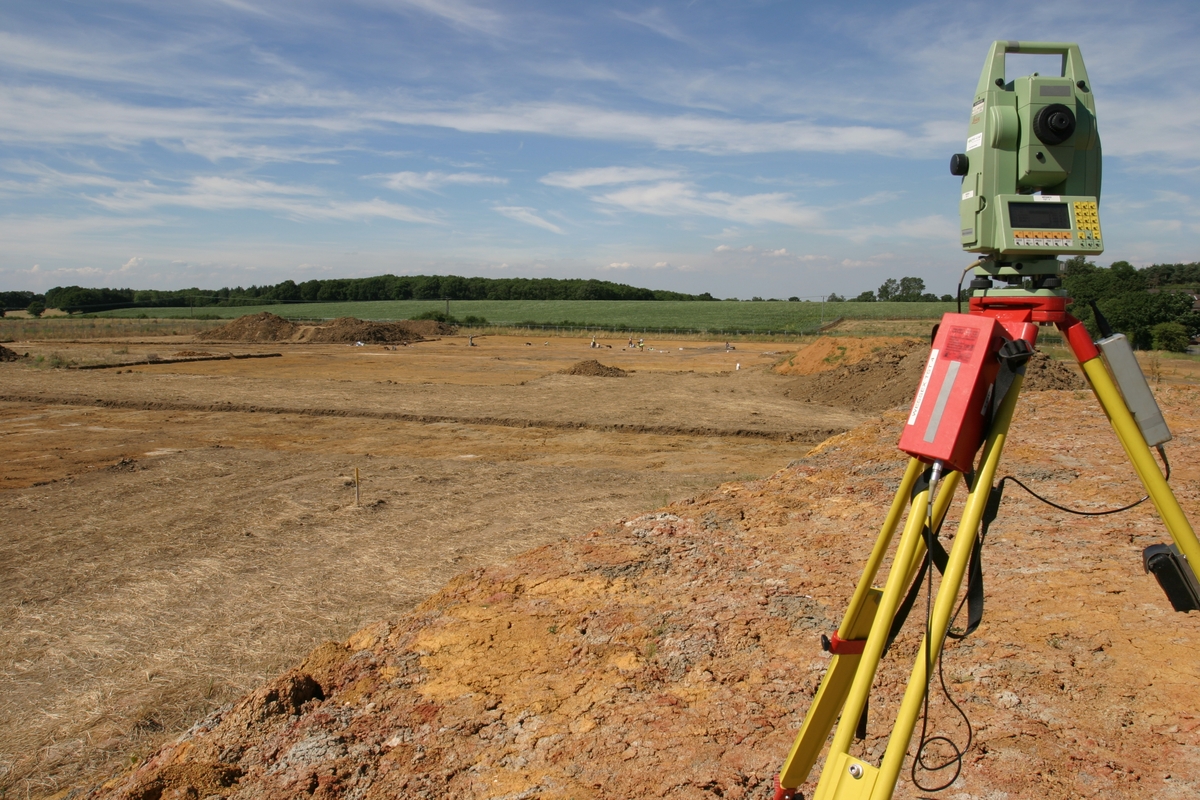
[1062,257,1198,352]
[18,275,716,314]
[826,276,954,303]
[4,262,1198,351]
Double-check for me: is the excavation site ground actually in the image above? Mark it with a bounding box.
[1,322,1198,799]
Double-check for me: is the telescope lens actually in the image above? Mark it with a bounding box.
[1033,103,1076,145]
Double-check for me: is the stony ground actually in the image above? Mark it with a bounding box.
[77,383,1200,800]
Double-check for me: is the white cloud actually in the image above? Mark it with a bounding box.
[120,257,145,271]
[370,102,925,156]
[604,261,633,270]
[370,0,506,36]
[829,215,958,243]
[653,261,669,268]
[613,8,692,44]
[87,176,442,224]
[381,171,506,191]
[595,181,823,228]
[492,206,565,234]
[540,166,681,189]
[714,244,733,252]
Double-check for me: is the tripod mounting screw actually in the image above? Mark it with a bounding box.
[848,764,865,779]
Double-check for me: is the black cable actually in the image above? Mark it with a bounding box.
[910,531,974,793]
[955,265,972,315]
[996,445,1169,517]
[907,442,1173,792]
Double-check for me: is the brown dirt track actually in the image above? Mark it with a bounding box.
[2,325,1198,799]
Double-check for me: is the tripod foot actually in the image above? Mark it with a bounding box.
[773,774,803,800]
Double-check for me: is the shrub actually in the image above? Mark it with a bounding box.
[1151,321,1190,352]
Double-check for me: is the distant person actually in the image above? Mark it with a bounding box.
[590,335,597,348]
[468,335,476,346]
[628,336,634,348]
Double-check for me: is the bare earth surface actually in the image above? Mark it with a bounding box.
[80,385,1200,800]
[1,332,855,796]
[3,327,1198,800]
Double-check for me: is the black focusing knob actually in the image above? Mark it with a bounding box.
[1032,103,1076,145]
[969,277,992,290]
[950,153,970,176]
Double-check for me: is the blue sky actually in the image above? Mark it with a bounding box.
[1,1,1197,299]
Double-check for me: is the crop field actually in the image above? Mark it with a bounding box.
[95,299,953,332]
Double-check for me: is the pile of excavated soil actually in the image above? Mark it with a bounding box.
[197,313,300,343]
[79,388,1200,800]
[197,313,453,344]
[560,359,628,377]
[306,317,452,344]
[172,350,216,358]
[789,341,1085,412]
[1023,351,1090,390]
[0,344,23,361]
[775,336,917,376]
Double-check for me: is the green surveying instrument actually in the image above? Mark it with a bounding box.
[772,41,1200,800]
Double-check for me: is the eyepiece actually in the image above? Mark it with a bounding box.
[1032,103,1076,145]
[950,153,970,176]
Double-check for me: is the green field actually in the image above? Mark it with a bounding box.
[96,299,953,334]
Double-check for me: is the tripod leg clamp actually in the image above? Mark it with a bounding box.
[821,631,867,655]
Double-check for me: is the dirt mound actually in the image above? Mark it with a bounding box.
[0,344,23,361]
[790,340,1086,412]
[197,313,300,343]
[789,339,928,411]
[197,313,453,344]
[172,350,216,358]
[1023,351,1087,390]
[560,359,628,377]
[80,390,1200,799]
[304,317,450,344]
[394,318,457,338]
[775,336,917,376]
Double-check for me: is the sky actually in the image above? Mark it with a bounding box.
[1,1,1198,300]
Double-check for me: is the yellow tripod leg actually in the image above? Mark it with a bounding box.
[776,464,961,795]
[806,485,935,800]
[1081,357,1200,572]
[821,371,1025,800]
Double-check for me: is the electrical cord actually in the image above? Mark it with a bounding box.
[910,527,975,793]
[908,443,1171,793]
[955,260,982,315]
[997,444,1169,517]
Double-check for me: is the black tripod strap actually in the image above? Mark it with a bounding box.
[947,481,1003,639]
[887,487,1003,648]
[885,527,950,653]
[990,339,1033,425]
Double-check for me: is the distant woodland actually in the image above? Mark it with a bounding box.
[2,275,713,315]
[3,260,1198,349]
